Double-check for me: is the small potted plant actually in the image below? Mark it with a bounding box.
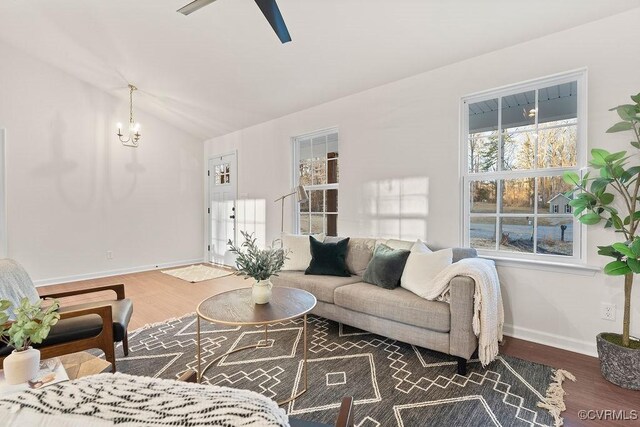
[1,298,60,384]
[228,231,288,304]
[563,92,640,389]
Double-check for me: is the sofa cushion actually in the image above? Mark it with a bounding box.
[271,271,361,304]
[381,239,414,251]
[306,237,350,277]
[334,282,451,332]
[401,249,453,297]
[363,244,410,289]
[281,233,325,271]
[324,236,377,276]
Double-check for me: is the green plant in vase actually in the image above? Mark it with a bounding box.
[0,298,60,384]
[563,92,640,389]
[228,231,288,304]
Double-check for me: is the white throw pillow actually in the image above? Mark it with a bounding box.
[401,248,453,297]
[281,233,325,271]
[410,239,432,254]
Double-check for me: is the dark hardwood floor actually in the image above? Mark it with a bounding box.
[38,267,639,427]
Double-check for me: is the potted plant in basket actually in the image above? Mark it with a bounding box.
[228,231,288,304]
[1,298,60,384]
[563,92,640,389]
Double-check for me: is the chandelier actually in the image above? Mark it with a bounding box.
[116,84,141,147]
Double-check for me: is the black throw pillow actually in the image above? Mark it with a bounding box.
[305,236,351,277]
[362,244,411,289]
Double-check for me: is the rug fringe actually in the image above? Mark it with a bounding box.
[129,312,196,334]
[537,369,576,427]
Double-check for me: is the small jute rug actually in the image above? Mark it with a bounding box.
[161,264,233,283]
[114,314,574,427]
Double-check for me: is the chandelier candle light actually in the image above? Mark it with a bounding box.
[116,84,142,147]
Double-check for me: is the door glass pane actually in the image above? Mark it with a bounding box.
[499,217,534,253]
[470,180,497,213]
[537,217,573,256]
[501,178,534,213]
[537,176,573,212]
[470,217,496,250]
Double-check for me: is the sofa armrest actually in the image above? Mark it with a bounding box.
[449,276,477,360]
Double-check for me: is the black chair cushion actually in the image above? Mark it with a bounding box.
[0,313,104,355]
[0,298,132,355]
[59,299,133,342]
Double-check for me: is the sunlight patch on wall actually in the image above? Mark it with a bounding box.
[360,177,429,240]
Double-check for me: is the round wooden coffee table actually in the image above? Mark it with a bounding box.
[196,286,317,405]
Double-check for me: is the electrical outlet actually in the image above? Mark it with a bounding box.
[601,303,615,321]
[106,251,113,260]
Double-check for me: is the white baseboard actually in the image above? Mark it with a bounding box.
[503,323,597,357]
[33,258,206,287]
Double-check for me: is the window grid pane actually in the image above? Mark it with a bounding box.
[294,130,339,235]
[464,75,582,259]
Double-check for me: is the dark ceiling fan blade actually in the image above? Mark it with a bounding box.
[253,0,292,44]
[177,0,218,16]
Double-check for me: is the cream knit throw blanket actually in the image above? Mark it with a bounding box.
[428,257,504,366]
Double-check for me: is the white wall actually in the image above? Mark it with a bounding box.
[0,40,204,284]
[205,9,640,356]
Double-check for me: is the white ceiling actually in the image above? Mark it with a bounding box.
[1,0,639,140]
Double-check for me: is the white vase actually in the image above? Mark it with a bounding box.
[252,278,273,304]
[3,347,40,385]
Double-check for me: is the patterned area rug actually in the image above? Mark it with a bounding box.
[114,314,565,427]
[161,264,233,282]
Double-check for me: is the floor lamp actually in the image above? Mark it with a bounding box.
[275,185,309,234]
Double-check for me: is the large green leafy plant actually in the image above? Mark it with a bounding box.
[228,231,288,281]
[563,92,640,348]
[0,298,60,351]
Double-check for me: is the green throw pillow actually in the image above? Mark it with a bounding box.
[305,236,351,277]
[363,244,411,289]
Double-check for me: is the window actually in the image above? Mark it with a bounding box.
[293,128,339,236]
[214,163,230,185]
[462,71,586,261]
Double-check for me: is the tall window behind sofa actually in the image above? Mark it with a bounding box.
[461,70,586,263]
[293,128,339,236]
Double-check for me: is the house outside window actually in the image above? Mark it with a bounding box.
[293,128,339,236]
[461,70,586,262]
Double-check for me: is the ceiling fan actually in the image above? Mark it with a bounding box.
[177,0,292,44]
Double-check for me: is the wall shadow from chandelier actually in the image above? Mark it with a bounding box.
[1,40,204,283]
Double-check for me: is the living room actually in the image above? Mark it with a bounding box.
[0,1,638,426]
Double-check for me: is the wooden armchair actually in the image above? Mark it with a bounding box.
[0,259,132,372]
[39,283,133,371]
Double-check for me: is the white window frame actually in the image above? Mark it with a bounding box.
[292,127,339,235]
[460,69,587,264]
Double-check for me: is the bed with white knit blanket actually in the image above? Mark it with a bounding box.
[0,373,290,426]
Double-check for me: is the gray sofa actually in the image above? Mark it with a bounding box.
[270,238,478,375]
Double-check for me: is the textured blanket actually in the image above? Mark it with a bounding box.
[0,259,40,319]
[431,258,504,366]
[0,373,290,427]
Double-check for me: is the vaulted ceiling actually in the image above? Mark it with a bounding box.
[1,1,639,140]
